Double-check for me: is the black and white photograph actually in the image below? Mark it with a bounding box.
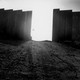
[0,0,80,80]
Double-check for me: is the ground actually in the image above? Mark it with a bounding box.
[0,40,80,80]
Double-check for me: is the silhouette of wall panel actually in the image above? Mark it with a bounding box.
[64,10,72,41]
[0,9,5,38]
[52,9,72,42]
[23,11,32,40]
[52,9,60,41]
[0,9,32,41]
[72,12,78,41]
[72,12,80,41]
[13,10,23,40]
[78,13,80,39]
[58,11,65,41]
[5,10,13,39]
[7,10,15,38]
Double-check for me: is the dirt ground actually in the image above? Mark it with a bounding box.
[0,40,80,80]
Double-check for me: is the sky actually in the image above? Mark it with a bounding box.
[0,0,80,41]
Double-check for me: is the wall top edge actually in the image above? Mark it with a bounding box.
[53,9,80,13]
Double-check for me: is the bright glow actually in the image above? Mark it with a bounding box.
[0,0,80,41]
[30,0,54,41]
[31,8,53,41]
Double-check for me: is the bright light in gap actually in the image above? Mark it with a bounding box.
[31,8,53,41]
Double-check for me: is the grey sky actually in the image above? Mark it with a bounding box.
[0,0,80,11]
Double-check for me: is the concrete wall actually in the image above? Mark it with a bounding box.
[52,9,60,41]
[72,12,80,41]
[0,9,5,39]
[58,11,65,41]
[63,10,72,41]
[0,9,32,42]
[22,11,32,40]
[52,9,80,42]
[52,9,72,42]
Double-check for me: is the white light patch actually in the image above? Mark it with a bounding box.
[31,9,53,41]
[31,0,53,41]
